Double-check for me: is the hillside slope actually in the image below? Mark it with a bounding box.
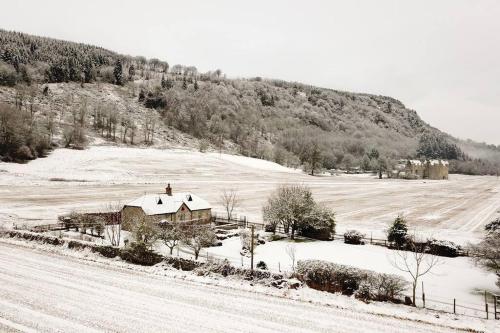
[0,29,499,174]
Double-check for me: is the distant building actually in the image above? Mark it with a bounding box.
[395,159,449,180]
[121,184,212,230]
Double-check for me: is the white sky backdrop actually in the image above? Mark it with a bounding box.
[2,0,499,144]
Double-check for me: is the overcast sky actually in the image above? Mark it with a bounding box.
[2,0,499,144]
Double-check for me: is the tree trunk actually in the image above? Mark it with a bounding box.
[169,246,173,255]
[412,282,417,306]
[194,250,199,260]
[291,227,295,240]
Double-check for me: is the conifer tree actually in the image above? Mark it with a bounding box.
[113,59,123,86]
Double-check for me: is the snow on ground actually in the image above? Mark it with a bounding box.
[206,236,498,316]
[1,241,498,333]
[1,146,499,244]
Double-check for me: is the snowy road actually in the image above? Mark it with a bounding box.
[0,243,465,333]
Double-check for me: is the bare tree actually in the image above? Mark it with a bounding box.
[390,235,440,306]
[131,216,160,249]
[182,224,216,260]
[104,202,123,247]
[159,222,182,255]
[262,184,317,239]
[286,244,297,271]
[220,188,239,222]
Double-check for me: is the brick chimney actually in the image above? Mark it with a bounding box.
[165,183,172,196]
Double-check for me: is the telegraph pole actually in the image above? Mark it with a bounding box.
[250,225,255,274]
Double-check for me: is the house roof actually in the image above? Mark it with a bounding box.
[125,193,211,215]
[429,159,449,166]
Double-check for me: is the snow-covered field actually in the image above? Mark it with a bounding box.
[1,241,498,333]
[1,146,499,331]
[1,146,499,243]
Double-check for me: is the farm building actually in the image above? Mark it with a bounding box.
[121,184,212,230]
[395,159,449,180]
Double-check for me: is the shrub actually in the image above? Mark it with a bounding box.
[0,62,18,86]
[355,273,407,302]
[297,260,407,302]
[164,256,202,271]
[119,242,163,266]
[95,245,120,258]
[296,260,364,295]
[264,223,276,233]
[343,230,365,245]
[15,145,34,160]
[427,239,460,258]
[256,261,268,270]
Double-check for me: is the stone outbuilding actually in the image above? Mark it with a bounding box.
[401,159,449,180]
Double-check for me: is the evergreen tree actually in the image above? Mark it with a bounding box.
[182,76,187,90]
[113,59,123,86]
[194,79,199,91]
[387,215,408,247]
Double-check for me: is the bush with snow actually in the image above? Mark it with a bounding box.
[256,261,268,270]
[343,230,365,245]
[296,260,406,302]
[119,242,163,266]
[427,239,460,257]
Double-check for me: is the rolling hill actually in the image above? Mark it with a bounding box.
[0,29,499,175]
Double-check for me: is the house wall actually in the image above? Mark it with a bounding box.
[428,164,449,180]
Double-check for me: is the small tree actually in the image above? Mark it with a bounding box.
[182,224,216,260]
[390,234,440,306]
[387,215,408,248]
[103,202,122,246]
[159,222,182,255]
[262,185,314,239]
[161,74,167,88]
[93,216,105,237]
[220,188,239,222]
[286,244,297,271]
[470,218,500,288]
[132,217,160,249]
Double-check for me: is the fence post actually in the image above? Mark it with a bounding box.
[370,232,372,245]
[278,262,281,272]
[453,298,456,315]
[485,291,488,320]
[495,294,498,319]
[422,281,425,308]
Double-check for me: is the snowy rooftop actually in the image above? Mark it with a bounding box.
[429,159,449,166]
[125,192,211,215]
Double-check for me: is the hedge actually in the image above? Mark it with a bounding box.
[296,260,407,302]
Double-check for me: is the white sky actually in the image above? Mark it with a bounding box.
[2,0,499,144]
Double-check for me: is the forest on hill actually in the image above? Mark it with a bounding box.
[0,29,499,175]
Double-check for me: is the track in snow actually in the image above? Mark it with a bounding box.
[0,243,464,333]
